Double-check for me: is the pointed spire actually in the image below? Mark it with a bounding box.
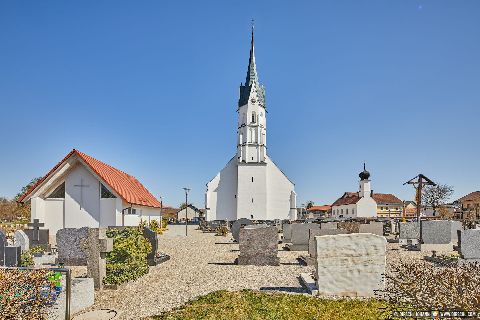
[245,20,258,86]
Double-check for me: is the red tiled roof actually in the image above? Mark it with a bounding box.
[332,192,402,207]
[18,149,161,208]
[458,191,480,203]
[372,193,402,204]
[307,205,331,212]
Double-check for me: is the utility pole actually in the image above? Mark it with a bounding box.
[183,188,190,236]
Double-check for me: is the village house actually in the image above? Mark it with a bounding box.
[18,149,162,243]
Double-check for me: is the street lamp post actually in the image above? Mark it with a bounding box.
[159,195,163,227]
[183,188,190,236]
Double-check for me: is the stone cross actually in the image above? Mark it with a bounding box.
[74,178,90,209]
[83,228,113,290]
[27,219,44,241]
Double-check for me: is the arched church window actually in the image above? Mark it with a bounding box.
[251,112,256,123]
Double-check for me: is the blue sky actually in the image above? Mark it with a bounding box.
[1,1,479,207]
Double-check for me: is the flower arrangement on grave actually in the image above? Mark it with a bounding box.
[104,227,152,285]
[215,226,228,237]
[29,245,44,257]
[0,269,57,319]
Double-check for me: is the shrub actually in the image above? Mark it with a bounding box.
[29,246,44,255]
[379,260,480,313]
[215,226,228,236]
[0,269,56,319]
[104,227,152,285]
[20,250,34,267]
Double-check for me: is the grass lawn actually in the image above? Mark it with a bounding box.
[150,290,389,320]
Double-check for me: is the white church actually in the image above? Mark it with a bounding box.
[205,29,297,221]
[18,149,162,243]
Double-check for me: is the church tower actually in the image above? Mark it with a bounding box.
[205,27,296,222]
[237,27,267,163]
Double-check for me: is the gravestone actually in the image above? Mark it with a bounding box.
[143,227,160,266]
[283,223,293,243]
[287,223,321,251]
[0,231,6,265]
[231,218,253,242]
[24,219,50,251]
[0,230,21,267]
[338,221,360,233]
[14,230,29,252]
[238,225,279,266]
[308,229,349,258]
[458,229,480,260]
[359,222,384,236]
[399,222,420,245]
[420,220,462,252]
[83,228,113,290]
[57,227,90,265]
[314,233,386,297]
[57,227,112,289]
[320,222,338,230]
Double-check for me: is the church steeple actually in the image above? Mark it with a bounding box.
[245,26,258,86]
[238,25,265,108]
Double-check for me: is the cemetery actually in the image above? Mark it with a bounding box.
[1,3,479,319]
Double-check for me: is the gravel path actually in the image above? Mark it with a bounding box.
[92,228,314,319]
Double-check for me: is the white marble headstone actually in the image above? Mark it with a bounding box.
[14,230,29,252]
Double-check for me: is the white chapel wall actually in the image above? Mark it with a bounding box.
[64,164,101,228]
[206,158,238,221]
[266,158,295,220]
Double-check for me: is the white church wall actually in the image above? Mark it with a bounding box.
[100,199,116,227]
[237,164,267,220]
[64,165,101,228]
[31,197,45,222]
[266,159,295,220]
[357,197,377,218]
[206,158,237,221]
[44,199,64,240]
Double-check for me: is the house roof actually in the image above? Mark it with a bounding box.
[18,149,161,208]
[458,191,480,203]
[307,205,331,212]
[332,192,402,207]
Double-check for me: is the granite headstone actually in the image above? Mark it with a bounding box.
[399,222,420,245]
[238,225,279,266]
[359,222,384,236]
[56,227,90,265]
[288,223,321,251]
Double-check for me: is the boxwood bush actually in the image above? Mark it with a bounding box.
[104,227,152,285]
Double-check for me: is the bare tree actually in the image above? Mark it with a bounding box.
[422,184,454,216]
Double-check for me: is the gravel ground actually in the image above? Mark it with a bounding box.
[89,229,434,319]
[91,228,314,320]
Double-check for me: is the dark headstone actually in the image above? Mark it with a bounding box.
[238,225,279,266]
[24,219,50,251]
[231,218,253,242]
[143,227,159,266]
[0,231,6,266]
[5,246,21,267]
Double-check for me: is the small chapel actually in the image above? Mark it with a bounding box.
[205,28,297,221]
[18,149,162,242]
